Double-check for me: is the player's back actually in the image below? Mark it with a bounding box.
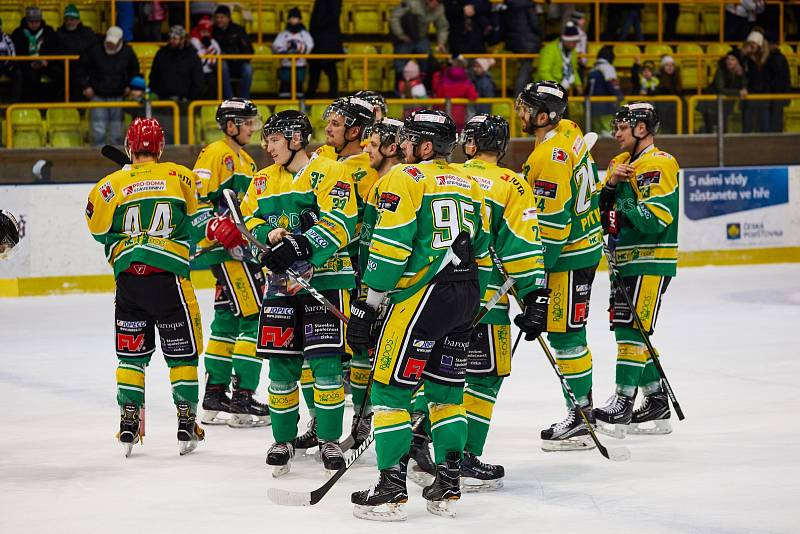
[193,139,256,202]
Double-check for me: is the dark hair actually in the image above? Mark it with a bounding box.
[214,5,231,17]
[597,45,615,64]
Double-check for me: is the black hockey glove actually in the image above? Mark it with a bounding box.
[601,209,626,236]
[260,234,312,273]
[513,288,551,341]
[299,210,319,232]
[599,183,617,212]
[347,298,378,353]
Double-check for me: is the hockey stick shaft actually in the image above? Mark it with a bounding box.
[101,145,131,166]
[602,240,685,420]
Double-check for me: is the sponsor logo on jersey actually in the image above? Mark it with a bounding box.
[117,333,146,352]
[85,200,94,219]
[534,180,558,199]
[522,207,537,221]
[378,192,401,212]
[253,176,266,195]
[263,306,294,316]
[435,174,471,189]
[499,173,525,196]
[116,319,147,328]
[261,325,294,348]
[571,135,584,157]
[401,357,426,379]
[305,324,313,335]
[412,339,436,350]
[159,321,186,330]
[306,228,329,249]
[552,148,569,163]
[122,180,167,197]
[224,154,235,172]
[402,165,424,182]
[329,180,351,198]
[304,304,327,314]
[99,181,115,202]
[636,170,661,187]
[472,175,493,191]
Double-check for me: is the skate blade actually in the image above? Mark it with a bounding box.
[407,459,435,488]
[426,498,458,518]
[541,435,597,452]
[270,462,292,478]
[629,419,672,435]
[595,421,627,439]
[121,442,134,458]
[200,410,230,425]
[353,503,408,522]
[460,477,504,493]
[179,439,198,456]
[227,414,271,428]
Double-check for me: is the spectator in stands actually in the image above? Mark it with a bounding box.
[273,8,314,98]
[139,1,167,41]
[444,0,491,55]
[570,11,588,71]
[432,54,478,129]
[116,1,135,42]
[58,4,98,102]
[663,4,679,41]
[536,22,581,95]
[618,4,643,41]
[725,1,765,42]
[587,45,623,134]
[700,49,747,133]
[0,17,17,86]
[390,0,449,76]
[307,0,343,99]
[504,0,542,96]
[213,4,253,99]
[190,17,221,99]
[741,29,790,133]
[78,26,140,146]
[190,2,216,29]
[10,6,64,102]
[632,58,660,96]
[470,57,496,115]
[397,59,427,98]
[654,55,682,133]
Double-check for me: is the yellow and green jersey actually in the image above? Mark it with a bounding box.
[362,159,492,304]
[521,119,603,273]
[240,153,358,291]
[606,145,680,277]
[192,139,257,266]
[454,159,546,325]
[85,161,200,278]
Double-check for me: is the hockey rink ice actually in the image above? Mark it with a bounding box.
[1,262,797,533]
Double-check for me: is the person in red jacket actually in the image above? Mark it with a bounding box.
[432,54,478,129]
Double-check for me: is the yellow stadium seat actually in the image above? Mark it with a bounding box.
[700,4,722,36]
[346,44,383,92]
[274,104,300,114]
[202,127,225,145]
[0,7,22,33]
[252,44,279,94]
[613,44,641,69]
[75,1,103,33]
[644,44,673,59]
[13,130,44,148]
[130,43,160,83]
[41,6,60,30]
[11,108,45,135]
[50,130,83,147]
[676,43,704,91]
[676,4,700,36]
[247,4,280,34]
[641,4,659,36]
[46,108,81,128]
[779,44,798,88]
[785,99,800,132]
[347,3,386,34]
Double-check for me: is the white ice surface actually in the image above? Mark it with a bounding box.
[1,263,798,534]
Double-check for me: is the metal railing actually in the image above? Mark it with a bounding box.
[686,93,800,134]
[580,95,684,134]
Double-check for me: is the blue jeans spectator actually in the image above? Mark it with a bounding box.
[393,38,431,76]
[116,2,135,42]
[619,9,643,41]
[90,96,123,146]
[221,61,253,99]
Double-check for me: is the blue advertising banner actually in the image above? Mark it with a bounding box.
[684,166,789,221]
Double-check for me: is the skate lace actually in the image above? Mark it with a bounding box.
[604,394,627,414]
[320,441,342,461]
[553,409,577,431]
[635,396,651,413]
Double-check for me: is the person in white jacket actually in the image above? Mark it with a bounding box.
[272,7,314,97]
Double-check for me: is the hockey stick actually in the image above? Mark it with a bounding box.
[101,144,131,166]
[222,189,349,324]
[601,239,685,420]
[488,246,630,462]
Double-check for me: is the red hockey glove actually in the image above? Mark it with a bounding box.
[206,215,245,249]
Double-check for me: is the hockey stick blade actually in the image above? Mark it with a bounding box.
[268,431,376,506]
[584,131,599,152]
[101,145,131,167]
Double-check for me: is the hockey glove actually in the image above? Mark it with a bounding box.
[206,215,246,249]
[601,209,625,236]
[513,288,551,341]
[260,234,312,273]
[299,210,320,232]
[599,183,617,212]
[347,298,378,353]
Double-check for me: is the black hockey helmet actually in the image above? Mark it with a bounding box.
[372,117,404,148]
[460,114,509,159]
[0,209,20,258]
[613,102,660,136]
[516,81,568,131]
[323,96,375,131]
[398,109,457,157]
[216,97,260,131]
[353,90,388,117]
[262,110,313,148]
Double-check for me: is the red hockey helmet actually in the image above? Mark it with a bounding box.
[124,117,165,159]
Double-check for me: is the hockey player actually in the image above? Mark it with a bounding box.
[593,102,679,437]
[517,81,604,451]
[354,90,388,136]
[240,110,357,475]
[452,114,547,490]
[192,98,268,427]
[0,210,20,259]
[347,109,493,521]
[85,118,205,456]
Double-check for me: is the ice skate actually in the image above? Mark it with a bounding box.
[593,392,635,439]
[344,368,353,408]
[293,417,318,450]
[460,452,504,492]
[407,433,436,488]
[629,392,672,435]
[320,440,345,475]
[228,388,270,428]
[200,382,231,425]
[266,442,295,477]
[423,451,461,518]
[176,402,204,455]
[350,411,373,449]
[116,404,141,458]
[541,404,597,451]
[352,457,408,522]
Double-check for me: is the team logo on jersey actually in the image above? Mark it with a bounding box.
[551,148,569,163]
[253,176,266,195]
[435,174,471,189]
[412,339,436,350]
[378,192,401,212]
[99,181,115,202]
[122,180,167,197]
[329,180,351,198]
[85,200,94,219]
[534,180,558,199]
[571,135,584,157]
[402,166,424,182]
[224,154,234,172]
[636,170,661,187]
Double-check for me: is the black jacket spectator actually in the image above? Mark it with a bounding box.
[58,21,98,101]
[10,12,63,101]
[307,0,343,98]
[78,40,139,97]
[212,17,253,63]
[503,0,541,54]
[444,0,491,55]
[149,40,205,100]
